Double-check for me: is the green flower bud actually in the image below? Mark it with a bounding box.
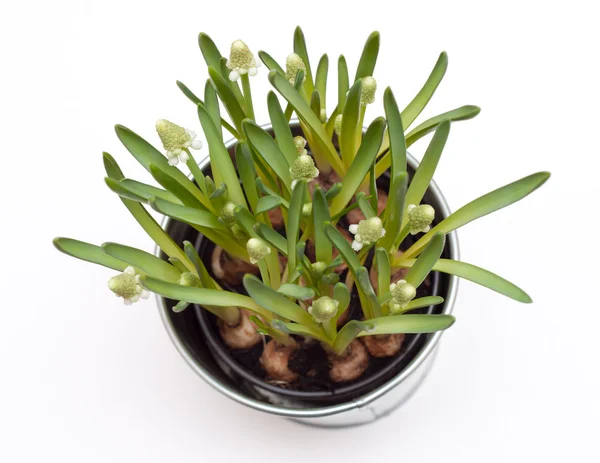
[178,272,201,287]
[226,40,259,81]
[389,279,416,309]
[220,202,237,228]
[407,204,435,235]
[310,261,327,279]
[285,53,306,84]
[320,108,327,123]
[231,224,246,240]
[360,76,377,105]
[290,153,319,187]
[156,119,190,153]
[334,114,343,136]
[348,217,386,251]
[308,296,339,323]
[246,238,271,264]
[294,136,308,155]
[302,203,313,217]
[321,273,340,285]
[107,266,149,305]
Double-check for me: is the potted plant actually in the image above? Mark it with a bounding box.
[53,28,549,427]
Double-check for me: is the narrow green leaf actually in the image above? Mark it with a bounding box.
[168,257,189,274]
[405,233,445,288]
[404,172,551,258]
[258,50,284,74]
[53,238,128,271]
[325,182,342,201]
[236,142,260,213]
[256,195,282,214]
[315,54,328,111]
[287,181,306,275]
[243,119,293,190]
[330,117,386,216]
[357,266,382,318]
[102,242,181,282]
[375,248,390,298]
[183,241,217,289]
[337,55,349,112]
[405,120,451,210]
[198,33,222,69]
[148,164,204,208]
[324,223,361,274]
[380,172,408,251]
[312,186,332,263]
[340,79,363,167]
[333,282,351,312]
[197,105,247,207]
[176,80,202,105]
[310,90,322,119]
[401,51,448,129]
[354,31,380,81]
[207,66,246,132]
[243,274,315,326]
[357,314,456,336]
[278,284,315,301]
[103,152,124,180]
[105,177,147,204]
[150,198,226,230]
[120,179,182,204]
[255,223,287,255]
[384,87,407,177]
[204,79,221,134]
[267,91,296,166]
[293,26,314,93]
[397,258,532,303]
[356,192,376,219]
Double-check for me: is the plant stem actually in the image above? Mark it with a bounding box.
[258,260,271,287]
[241,74,255,120]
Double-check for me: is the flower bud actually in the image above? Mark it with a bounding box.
[407,204,435,235]
[334,114,343,136]
[156,119,202,166]
[246,238,271,264]
[360,76,377,105]
[310,261,327,279]
[308,296,339,323]
[389,279,416,309]
[178,272,201,287]
[220,202,237,228]
[302,203,313,217]
[290,153,319,188]
[348,217,386,251]
[108,266,150,305]
[285,53,306,84]
[294,136,308,155]
[226,40,259,82]
[320,109,327,123]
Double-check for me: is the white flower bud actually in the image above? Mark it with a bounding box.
[226,40,259,81]
[360,76,377,105]
[389,279,416,310]
[178,272,201,287]
[108,266,150,305]
[407,204,435,235]
[156,119,202,165]
[220,202,237,227]
[348,217,386,251]
[308,296,339,323]
[290,153,319,188]
[285,53,306,84]
[246,238,271,264]
[334,114,343,136]
[302,203,313,217]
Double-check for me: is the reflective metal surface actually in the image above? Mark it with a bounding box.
[155,122,459,427]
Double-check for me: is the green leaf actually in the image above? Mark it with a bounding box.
[198,33,223,69]
[332,320,366,354]
[403,296,445,311]
[120,179,182,204]
[405,233,445,288]
[168,257,189,274]
[256,195,282,214]
[102,242,181,282]
[358,314,456,336]
[354,31,380,81]
[405,120,451,210]
[105,177,147,203]
[114,125,203,203]
[103,152,124,180]
[379,172,408,251]
[356,192,376,219]
[271,320,329,344]
[243,274,315,326]
[315,54,328,111]
[172,301,190,313]
[150,198,225,230]
[204,79,221,133]
[356,266,382,318]
[148,164,204,208]
[293,26,314,93]
[397,258,532,303]
[258,50,284,74]
[53,238,128,271]
[333,282,351,312]
[267,91,297,166]
[255,223,287,255]
[401,51,448,129]
[268,70,344,174]
[325,182,342,201]
[287,181,306,275]
[236,142,260,213]
[197,105,247,207]
[337,55,349,112]
[404,172,551,258]
[310,90,322,119]
[243,119,293,190]
[384,87,407,177]
[330,117,386,216]
[183,241,217,289]
[375,248,390,298]
[278,283,315,301]
[324,223,361,274]
[312,186,332,263]
[340,79,363,168]
[176,80,202,105]
[207,66,246,132]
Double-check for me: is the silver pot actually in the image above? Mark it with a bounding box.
[155,122,459,427]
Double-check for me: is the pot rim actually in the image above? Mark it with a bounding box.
[155,120,460,418]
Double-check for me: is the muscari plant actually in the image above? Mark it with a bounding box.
[54,28,549,382]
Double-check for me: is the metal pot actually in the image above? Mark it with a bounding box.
[155,122,459,427]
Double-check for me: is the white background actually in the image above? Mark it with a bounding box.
[1,0,599,461]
